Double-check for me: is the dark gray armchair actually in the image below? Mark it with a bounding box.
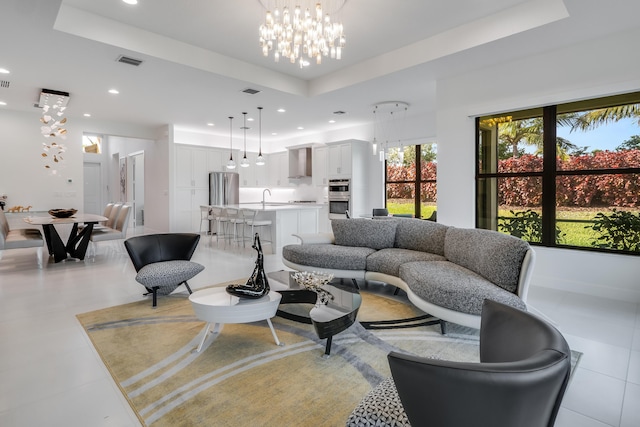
[347,299,571,427]
[124,233,204,307]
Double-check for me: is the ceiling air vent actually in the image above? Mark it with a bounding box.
[116,55,143,67]
[242,88,261,95]
[0,80,9,88]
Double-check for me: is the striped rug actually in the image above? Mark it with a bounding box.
[76,280,567,427]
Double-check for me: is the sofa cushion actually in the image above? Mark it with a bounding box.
[444,228,529,293]
[366,248,446,277]
[393,218,448,256]
[400,261,527,316]
[332,218,397,250]
[283,244,375,270]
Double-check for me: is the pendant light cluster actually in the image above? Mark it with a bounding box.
[226,107,267,169]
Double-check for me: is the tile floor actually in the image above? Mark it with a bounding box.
[0,227,639,426]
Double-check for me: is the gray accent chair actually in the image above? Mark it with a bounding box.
[124,233,204,307]
[346,299,571,427]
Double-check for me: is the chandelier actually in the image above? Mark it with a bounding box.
[259,0,346,68]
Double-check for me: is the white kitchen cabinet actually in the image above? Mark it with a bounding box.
[174,145,226,232]
[238,152,269,187]
[328,143,352,178]
[326,140,372,218]
[313,146,328,186]
[268,152,290,187]
[275,208,319,247]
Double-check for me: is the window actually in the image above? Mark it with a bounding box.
[82,134,102,154]
[385,144,437,219]
[477,92,640,254]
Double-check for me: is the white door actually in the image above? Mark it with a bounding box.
[130,152,145,226]
[83,162,102,214]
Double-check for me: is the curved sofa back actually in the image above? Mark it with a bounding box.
[444,227,530,293]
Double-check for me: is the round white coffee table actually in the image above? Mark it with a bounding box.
[189,287,283,352]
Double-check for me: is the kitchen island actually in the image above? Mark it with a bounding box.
[222,203,325,252]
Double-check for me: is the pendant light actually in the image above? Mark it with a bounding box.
[256,106,265,166]
[240,112,250,168]
[226,116,236,169]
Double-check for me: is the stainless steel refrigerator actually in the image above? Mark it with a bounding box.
[209,172,239,206]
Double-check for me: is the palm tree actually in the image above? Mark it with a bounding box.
[568,103,640,131]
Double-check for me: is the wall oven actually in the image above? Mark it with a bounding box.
[328,179,350,219]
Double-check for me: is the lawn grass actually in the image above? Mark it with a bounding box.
[387,201,436,219]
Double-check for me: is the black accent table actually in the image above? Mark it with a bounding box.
[268,270,361,356]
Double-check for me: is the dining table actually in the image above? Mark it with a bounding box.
[23,213,108,262]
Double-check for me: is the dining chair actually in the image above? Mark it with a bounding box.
[372,208,389,217]
[88,204,132,258]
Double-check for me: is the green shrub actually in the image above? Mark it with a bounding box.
[499,210,566,243]
[587,209,640,251]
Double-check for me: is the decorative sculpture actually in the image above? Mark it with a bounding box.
[226,233,270,299]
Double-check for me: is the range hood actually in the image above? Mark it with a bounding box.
[288,147,312,178]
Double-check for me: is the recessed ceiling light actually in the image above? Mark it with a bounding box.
[122,0,138,5]
[83,113,91,117]
[247,118,254,122]
[328,120,336,123]
[277,108,286,113]
[207,123,215,126]
[0,101,7,106]
[0,68,9,74]
[108,89,119,94]
[297,126,304,130]
[271,132,278,136]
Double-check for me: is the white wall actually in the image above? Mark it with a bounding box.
[0,109,83,211]
[435,26,640,301]
[0,109,169,230]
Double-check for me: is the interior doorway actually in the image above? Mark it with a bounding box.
[129,152,145,226]
[83,162,102,215]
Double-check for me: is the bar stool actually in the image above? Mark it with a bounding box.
[210,206,231,245]
[242,209,273,252]
[199,205,214,235]
[224,207,245,246]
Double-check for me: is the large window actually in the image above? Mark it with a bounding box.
[385,144,437,219]
[477,92,640,254]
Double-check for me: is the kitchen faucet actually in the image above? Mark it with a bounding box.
[262,188,272,206]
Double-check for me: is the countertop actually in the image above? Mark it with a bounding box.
[228,203,325,211]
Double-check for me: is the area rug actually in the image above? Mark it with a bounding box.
[77,279,580,427]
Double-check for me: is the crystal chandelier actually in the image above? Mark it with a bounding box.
[259,0,346,68]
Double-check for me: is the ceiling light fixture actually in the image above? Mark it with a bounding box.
[240,112,250,168]
[122,0,138,5]
[259,0,346,68]
[256,107,265,166]
[108,89,119,94]
[373,101,409,162]
[0,68,10,74]
[226,116,236,170]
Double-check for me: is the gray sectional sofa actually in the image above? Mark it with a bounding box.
[282,218,535,330]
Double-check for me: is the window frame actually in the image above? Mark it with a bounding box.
[385,144,437,219]
[476,92,640,256]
